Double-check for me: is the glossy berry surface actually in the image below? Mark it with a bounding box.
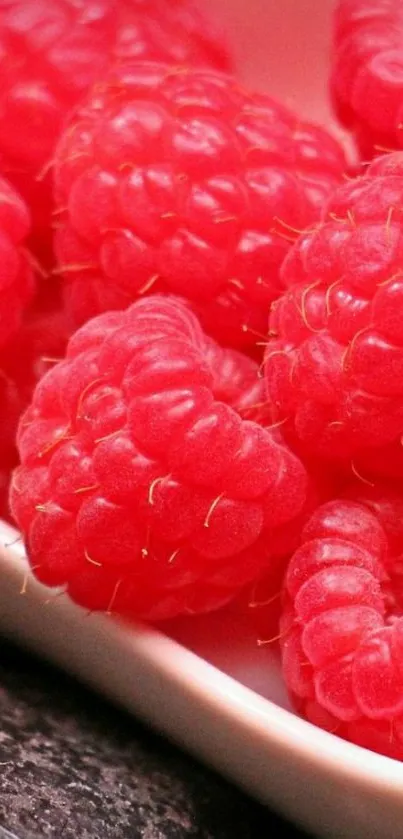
[331,0,403,157]
[264,150,403,480]
[0,0,230,258]
[53,61,345,349]
[0,173,35,346]
[10,295,308,621]
[281,498,403,761]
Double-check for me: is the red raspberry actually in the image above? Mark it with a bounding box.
[230,557,286,648]
[343,479,403,610]
[0,173,35,346]
[10,295,308,622]
[0,465,12,519]
[0,287,71,521]
[239,468,344,644]
[344,480,403,555]
[281,498,403,761]
[331,0,403,157]
[264,150,403,480]
[53,61,346,350]
[4,283,71,393]
[0,0,230,260]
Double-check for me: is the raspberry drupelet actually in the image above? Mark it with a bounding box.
[331,0,403,158]
[53,61,346,350]
[0,173,35,346]
[10,295,308,622]
[264,150,403,481]
[281,498,403,761]
[0,0,230,259]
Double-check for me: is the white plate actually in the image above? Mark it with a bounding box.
[1,523,403,839]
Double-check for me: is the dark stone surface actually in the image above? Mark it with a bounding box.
[0,642,309,839]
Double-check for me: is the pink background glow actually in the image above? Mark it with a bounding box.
[209,0,335,124]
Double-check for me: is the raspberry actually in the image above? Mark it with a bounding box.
[201,336,268,422]
[0,0,230,260]
[4,283,71,397]
[10,295,308,622]
[53,61,346,350]
[344,480,403,556]
[343,479,403,610]
[240,467,345,643]
[0,173,35,346]
[331,0,403,157]
[0,465,12,519]
[0,286,70,521]
[281,498,403,761]
[264,150,403,480]
[231,557,286,646]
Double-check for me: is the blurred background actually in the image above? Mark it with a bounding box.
[209,0,335,123]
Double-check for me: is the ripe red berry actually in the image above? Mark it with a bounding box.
[343,479,403,610]
[331,0,403,157]
[232,557,285,646]
[53,61,346,349]
[0,0,230,260]
[281,498,403,761]
[264,150,403,480]
[0,286,70,521]
[241,462,347,642]
[0,173,35,346]
[4,285,71,401]
[10,295,309,622]
[228,469,331,645]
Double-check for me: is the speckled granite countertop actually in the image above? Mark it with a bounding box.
[0,641,309,838]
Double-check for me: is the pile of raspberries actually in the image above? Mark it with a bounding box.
[3,0,403,762]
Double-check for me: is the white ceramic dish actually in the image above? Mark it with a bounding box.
[1,523,403,839]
